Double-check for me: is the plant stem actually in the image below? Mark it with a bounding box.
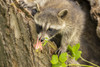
[80,56,100,67]
[66,64,93,67]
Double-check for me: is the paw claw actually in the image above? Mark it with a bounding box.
[56,47,66,56]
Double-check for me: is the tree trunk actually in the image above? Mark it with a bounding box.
[0,0,54,67]
[89,0,100,38]
[0,0,100,67]
[75,0,100,38]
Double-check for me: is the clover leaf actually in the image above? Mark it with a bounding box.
[59,52,67,63]
[67,43,82,60]
[50,55,59,64]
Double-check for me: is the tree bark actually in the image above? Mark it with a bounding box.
[0,0,100,67]
[89,0,100,38]
[0,0,54,67]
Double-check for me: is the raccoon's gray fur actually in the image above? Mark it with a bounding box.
[18,0,100,65]
[33,0,85,53]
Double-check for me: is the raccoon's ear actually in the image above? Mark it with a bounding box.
[58,9,68,18]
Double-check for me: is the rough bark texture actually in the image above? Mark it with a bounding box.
[75,0,100,38]
[0,0,53,67]
[89,0,100,38]
[0,0,100,67]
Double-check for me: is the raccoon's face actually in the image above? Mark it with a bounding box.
[32,6,67,41]
[35,23,60,41]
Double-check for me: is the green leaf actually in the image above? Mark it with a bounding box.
[61,63,66,67]
[72,44,82,60]
[52,63,66,67]
[50,55,59,64]
[42,37,48,46]
[67,45,74,56]
[52,63,61,67]
[67,44,82,60]
[45,37,49,39]
[67,45,73,53]
[59,52,67,63]
[42,40,48,46]
[74,51,82,60]
[72,43,80,51]
[85,66,93,67]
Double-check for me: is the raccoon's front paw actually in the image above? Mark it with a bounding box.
[56,47,67,56]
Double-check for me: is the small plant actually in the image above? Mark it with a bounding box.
[34,37,48,52]
[50,44,100,67]
[42,37,49,46]
[34,38,43,52]
[34,38,100,67]
[50,53,67,67]
[67,43,82,60]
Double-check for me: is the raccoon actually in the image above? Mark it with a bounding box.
[17,0,48,15]
[33,0,100,65]
[18,0,100,65]
[33,0,85,53]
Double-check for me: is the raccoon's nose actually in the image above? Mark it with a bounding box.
[39,38,45,42]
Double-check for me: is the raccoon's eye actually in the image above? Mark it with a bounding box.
[48,28,53,31]
[36,24,42,34]
[36,24,42,29]
[39,25,42,29]
[32,9,38,16]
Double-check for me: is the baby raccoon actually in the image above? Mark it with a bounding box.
[17,0,48,15]
[18,0,85,53]
[17,0,100,65]
[32,0,85,53]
